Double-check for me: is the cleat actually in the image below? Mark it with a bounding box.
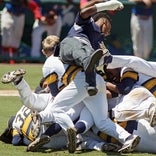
[1,69,26,84]
[101,143,121,152]
[31,111,42,138]
[27,135,50,152]
[85,49,103,73]
[87,86,98,96]
[149,103,156,127]
[118,134,140,153]
[67,127,77,153]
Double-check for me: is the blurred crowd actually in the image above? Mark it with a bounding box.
[0,0,78,63]
[0,0,155,63]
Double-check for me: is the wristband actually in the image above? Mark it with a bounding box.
[95,0,124,12]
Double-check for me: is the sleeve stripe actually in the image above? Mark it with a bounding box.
[121,71,138,81]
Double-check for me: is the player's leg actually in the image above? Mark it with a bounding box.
[11,14,25,50]
[83,75,140,153]
[66,102,85,122]
[133,119,156,153]
[31,71,93,153]
[30,104,87,153]
[1,8,13,57]
[75,106,94,134]
[1,69,50,111]
[31,21,45,58]
[43,130,67,150]
[142,16,153,59]
[59,37,112,96]
[113,87,156,127]
[77,131,120,152]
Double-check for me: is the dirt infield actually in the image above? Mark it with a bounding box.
[0,90,19,96]
[0,90,35,96]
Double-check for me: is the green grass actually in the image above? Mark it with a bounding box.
[0,63,43,90]
[0,64,156,156]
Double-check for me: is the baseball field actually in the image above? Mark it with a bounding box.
[0,63,155,156]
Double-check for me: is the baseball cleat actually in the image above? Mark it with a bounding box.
[118,134,140,153]
[31,111,42,138]
[85,49,103,73]
[101,142,121,152]
[27,135,50,152]
[149,103,156,127]
[67,127,77,153]
[1,69,26,85]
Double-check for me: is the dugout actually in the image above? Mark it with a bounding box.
[0,0,156,62]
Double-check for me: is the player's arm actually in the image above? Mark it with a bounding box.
[106,82,119,98]
[117,69,139,95]
[80,0,105,9]
[44,72,59,97]
[80,0,124,19]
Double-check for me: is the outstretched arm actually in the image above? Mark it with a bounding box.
[80,0,124,19]
[80,0,106,9]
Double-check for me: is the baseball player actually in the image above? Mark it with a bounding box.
[2,105,156,153]
[3,33,156,154]
[58,0,123,96]
[1,70,86,147]
[31,38,141,155]
[4,33,156,154]
[1,63,156,154]
[31,36,135,154]
[0,104,121,152]
[101,66,156,126]
[129,0,153,59]
[31,4,62,58]
[90,119,156,153]
[105,67,156,126]
[0,68,119,152]
[1,34,141,154]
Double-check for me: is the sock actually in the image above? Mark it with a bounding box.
[44,123,62,137]
[75,121,86,134]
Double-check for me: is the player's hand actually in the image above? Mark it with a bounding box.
[40,16,47,24]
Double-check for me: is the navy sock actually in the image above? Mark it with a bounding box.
[44,123,62,137]
[75,121,86,134]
